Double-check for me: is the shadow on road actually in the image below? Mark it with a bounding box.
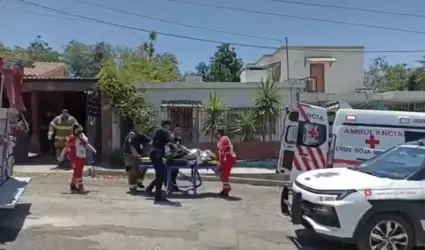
[167,192,242,201]
[287,229,356,250]
[0,203,32,246]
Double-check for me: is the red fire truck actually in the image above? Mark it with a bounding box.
[0,56,31,209]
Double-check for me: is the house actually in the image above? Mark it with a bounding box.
[239,46,365,93]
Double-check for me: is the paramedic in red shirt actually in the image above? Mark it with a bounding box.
[59,124,96,193]
[217,129,236,197]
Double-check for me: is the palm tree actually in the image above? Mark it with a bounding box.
[202,92,228,141]
[231,110,257,141]
[252,79,282,141]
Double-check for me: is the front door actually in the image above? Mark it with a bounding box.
[310,63,325,93]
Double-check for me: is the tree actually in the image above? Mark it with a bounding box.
[364,57,390,92]
[0,36,61,62]
[364,57,412,92]
[252,79,282,141]
[230,110,257,141]
[195,62,209,81]
[190,43,243,82]
[97,33,180,133]
[202,92,228,141]
[208,43,243,82]
[26,35,62,62]
[63,40,114,78]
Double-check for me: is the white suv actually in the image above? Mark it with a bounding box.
[281,140,425,250]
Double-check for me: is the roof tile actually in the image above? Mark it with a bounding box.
[24,62,67,77]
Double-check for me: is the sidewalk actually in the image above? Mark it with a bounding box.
[14,165,290,187]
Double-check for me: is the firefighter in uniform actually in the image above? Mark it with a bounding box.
[48,109,78,167]
[123,123,152,194]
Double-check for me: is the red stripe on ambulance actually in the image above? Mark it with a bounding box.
[297,105,326,171]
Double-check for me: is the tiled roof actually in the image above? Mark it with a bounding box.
[23,62,66,77]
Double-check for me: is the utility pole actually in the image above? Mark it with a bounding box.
[285,37,290,80]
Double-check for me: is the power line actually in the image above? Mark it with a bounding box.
[13,0,279,50]
[0,5,86,22]
[71,0,283,42]
[8,0,425,53]
[164,0,425,35]
[3,0,146,38]
[266,0,425,19]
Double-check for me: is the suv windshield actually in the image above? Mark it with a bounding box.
[354,145,425,179]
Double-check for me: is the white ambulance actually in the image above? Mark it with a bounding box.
[277,103,330,180]
[329,109,425,168]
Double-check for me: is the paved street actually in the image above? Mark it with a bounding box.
[0,173,356,250]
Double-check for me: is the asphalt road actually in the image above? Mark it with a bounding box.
[0,173,358,250]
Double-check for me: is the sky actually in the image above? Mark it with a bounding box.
[1,0,425,72]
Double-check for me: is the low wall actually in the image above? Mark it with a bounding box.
[198,141,280,161]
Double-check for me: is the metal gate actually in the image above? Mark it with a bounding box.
[85,89,101,163]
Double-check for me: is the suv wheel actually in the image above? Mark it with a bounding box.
[356,213,413,250]
[280,186,290,214]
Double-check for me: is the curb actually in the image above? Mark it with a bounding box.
[14,169,291,187]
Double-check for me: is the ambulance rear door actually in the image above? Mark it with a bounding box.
[289,104,329,180]
[277,109,299,174]
[332,114,405,167]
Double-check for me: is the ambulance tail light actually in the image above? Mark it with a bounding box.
[327,134,337,168]
[345,115,356,121]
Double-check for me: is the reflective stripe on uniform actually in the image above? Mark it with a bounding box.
[129,184,137,188]
[137,179,143,184]
[51,122,72,130]
[55,125,73,130]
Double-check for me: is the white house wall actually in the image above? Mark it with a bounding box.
[256,47,365,93]
[138,82,328,141]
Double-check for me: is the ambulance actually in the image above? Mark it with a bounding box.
[277,99,425,179]
[329,108,425,168]
[276,103,330,181]
[0,57,31,209]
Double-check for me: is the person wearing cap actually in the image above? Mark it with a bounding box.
[123,123,152,194]
[217,128,237,197]
[145,120,174,203]
[48,109,78,168]
[59,124,96,193]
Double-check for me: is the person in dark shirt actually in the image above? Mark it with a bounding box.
[169,125,183,190]
[123,123,152,194]
[145,120,174,202]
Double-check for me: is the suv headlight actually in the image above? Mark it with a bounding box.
[318,189,357,200]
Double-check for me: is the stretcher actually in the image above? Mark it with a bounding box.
[138,157,220,195]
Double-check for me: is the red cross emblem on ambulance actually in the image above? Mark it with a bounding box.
[365,135,380,149]
[308,128,318,139]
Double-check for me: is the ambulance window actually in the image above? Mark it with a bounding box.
[285,125,298,144]
[298,122,327,147]
[405,131,425,143]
